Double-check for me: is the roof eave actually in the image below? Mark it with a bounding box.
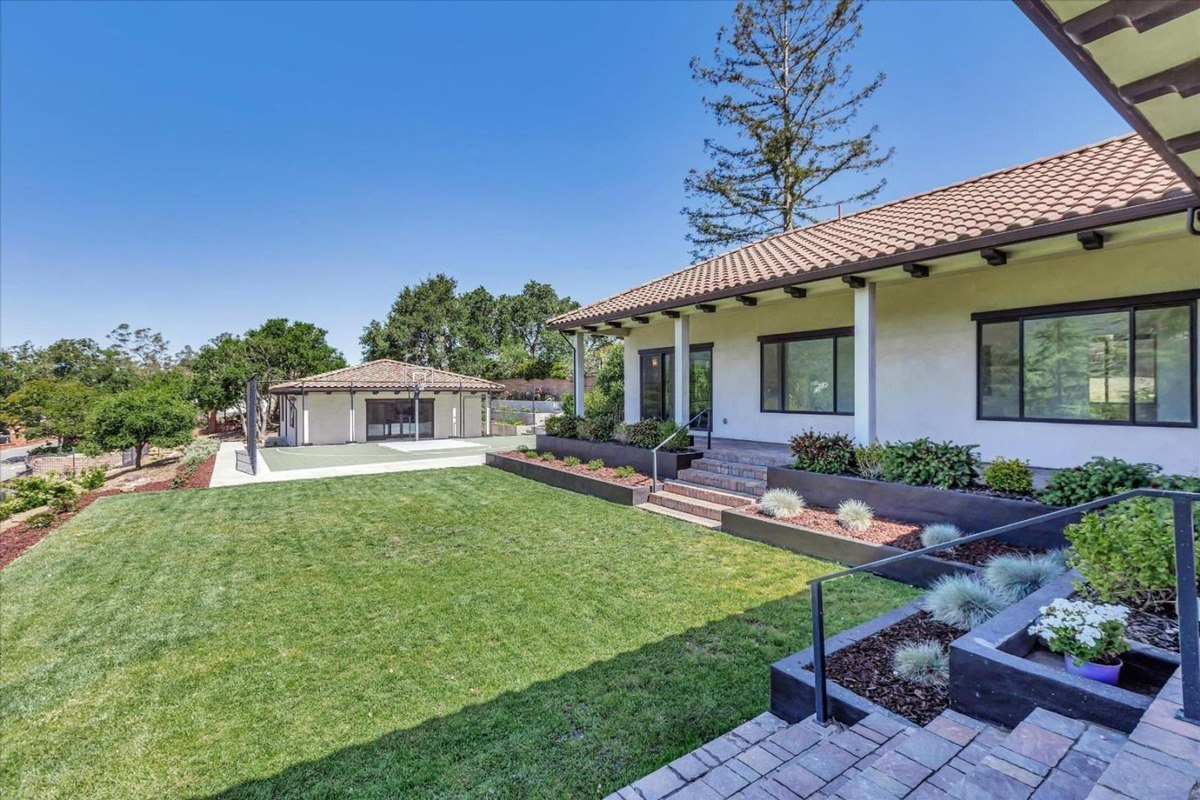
[548,194,1198,330]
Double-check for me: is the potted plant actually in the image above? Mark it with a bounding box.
[1027,598,1129,685]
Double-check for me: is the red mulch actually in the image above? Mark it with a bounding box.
[0,455,217,571]
[500,451,651,487]
[814,611,961,725]
[742,505,1040,566]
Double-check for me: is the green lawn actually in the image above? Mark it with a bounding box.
[1,467,916,799]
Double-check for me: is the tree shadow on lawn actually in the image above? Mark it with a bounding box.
[202,576,904,800]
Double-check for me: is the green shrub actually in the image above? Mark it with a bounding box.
[48,494,76,514]
[1039,456,1159,506]
[522,450,540,459]
[515,444,531,453]
[181,436,220,468]
[76,465,108,491]
[1152,473,1200,493]
[789,430,855,475]
[982,554,1065,603]
[879,438,979,490]
[925,575,1006,630]
[854,442,886,480]
[538,451,555,461]
[759,488,805,519]
[543,415,581,439]
[892,640,949,686]
[25,511,57,529]
[621,418,689,451]
[836,499,873,532]
[0,476,79,521]
[577,415,616,443]
[562,456,581,467]
[613,465,636,479]
[1065,498,1188,609]
[586,458,604,471]
[920,523,963,550]
[982,457,1033,495]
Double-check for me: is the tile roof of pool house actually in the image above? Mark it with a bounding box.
[269,359,505,393]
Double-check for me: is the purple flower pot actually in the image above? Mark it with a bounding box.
[1064,655,1122,686]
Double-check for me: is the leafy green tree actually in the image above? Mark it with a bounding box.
[85,385,196,468]
[684,0,892,258]
[0,379,98,446]
[361,274,461,369]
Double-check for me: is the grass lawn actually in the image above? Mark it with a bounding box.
[1,467,917,799]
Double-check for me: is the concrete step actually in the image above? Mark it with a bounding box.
[662,479,757,508]
[690,458,769,481]
[676,467,768,497]
[699,448,791,468]
[637,501,721,529]
[648,490,731,521]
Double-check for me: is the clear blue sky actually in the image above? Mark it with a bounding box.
[0,0,1127,360]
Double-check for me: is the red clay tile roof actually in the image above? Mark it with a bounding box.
[549,134,1194,329]
[269,359,504,393]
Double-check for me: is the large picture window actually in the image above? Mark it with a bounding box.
[975,292,1197,427]
[759,328,854,414]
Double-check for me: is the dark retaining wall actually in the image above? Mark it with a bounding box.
[535,435,703,480]
[949,572,1180,732]
[486,452,651,506]
[766,469,1077,549]
[771,600,924,728]
[721,509,972,589]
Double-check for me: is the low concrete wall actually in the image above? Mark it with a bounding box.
[485,452,650,506]
[771,600,926,727]
[535,435,702,480]
[766,469,1075,549]
[949,572,1180,733]
[722,509,972,588]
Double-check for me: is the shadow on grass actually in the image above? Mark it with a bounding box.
[203,577,900,800]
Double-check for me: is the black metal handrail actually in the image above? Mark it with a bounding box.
[806,488,1200,727]
[651,410,711,492]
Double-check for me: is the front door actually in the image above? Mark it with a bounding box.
[366,399,435,441]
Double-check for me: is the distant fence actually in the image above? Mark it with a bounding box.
[497,377,593,400]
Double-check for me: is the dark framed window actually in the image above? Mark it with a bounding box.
[974,291,1198,427]
[759,327,854,415]
[639,343,712,423]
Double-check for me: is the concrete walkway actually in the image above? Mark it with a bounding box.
[209,435,533,487]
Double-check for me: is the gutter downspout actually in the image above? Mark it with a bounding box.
[348,383,356,443]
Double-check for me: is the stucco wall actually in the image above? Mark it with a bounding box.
[623,233,1200,473]
[283,391,487,445]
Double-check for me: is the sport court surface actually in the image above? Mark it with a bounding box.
[258,435,533,472]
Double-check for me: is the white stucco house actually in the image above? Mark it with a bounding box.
[270,360,504,446]
[549,134,1200,474]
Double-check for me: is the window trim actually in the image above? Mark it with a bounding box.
[637,343,713,421]
[758,326,854,416]
[974,292,1198,428]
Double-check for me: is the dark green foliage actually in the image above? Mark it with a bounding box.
[1066,498,1192,610]
[788,430,855,475]
[1152,473,1200,494]
[1039,457,1160,506]
[982,457,1034,495]
[85,386,195,468]
[577,415,617,443]
[879,438,978,490]
[622,419,689,451]
[0,476,79,521]
[543,415,581,439]
[76,466,108,491]
[683,0,891,258]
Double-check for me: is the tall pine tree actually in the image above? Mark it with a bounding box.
[684,0,892,259]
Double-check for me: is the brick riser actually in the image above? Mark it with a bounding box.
[648,491,726,521]
[676,467,767,497]
[662,480,755,508]
[691,459,769,481]
[700,449,791,468]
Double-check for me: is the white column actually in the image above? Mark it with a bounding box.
[484,394,491,435]
[301,393,310,445]
[673,314,689,426]
[853,282,877,444]
[349,391,356,443]
[573,331,586,416]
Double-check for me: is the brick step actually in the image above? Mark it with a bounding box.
[676,467,768,497]
[662,480,757,508]
[637,501,720,529]
[699,448,791,468]
[648,490,731,521]
[690,458,769,480]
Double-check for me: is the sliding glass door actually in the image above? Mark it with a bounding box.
[366,398,435,440]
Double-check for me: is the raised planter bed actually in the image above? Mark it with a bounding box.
[535,435,703,480]
[949,571,1180,733]
[721,508,973,588]
[770,599,925,728]
[766,468,1078,549]
[485,452,650,506]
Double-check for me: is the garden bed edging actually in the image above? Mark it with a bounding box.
[485,452,650,506]
[766,468,1078,549]
[535,435,702,480]
[721,508,973,588]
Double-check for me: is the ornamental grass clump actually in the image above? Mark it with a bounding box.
[892,640,949,686]
[983,554,1065,603]
[759,488,805,519]
[925,575,1006,630]
[836,499,873,532]
[920,523,963,551]
[1028,598,1129,667]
